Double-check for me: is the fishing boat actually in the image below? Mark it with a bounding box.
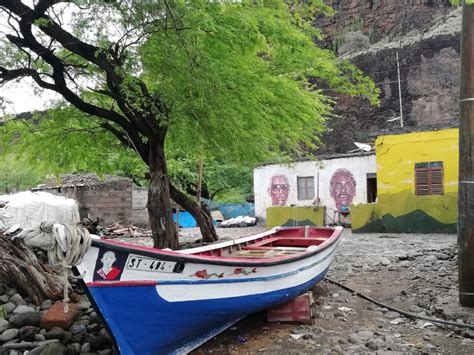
[75,225,343,354]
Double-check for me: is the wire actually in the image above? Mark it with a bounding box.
[325,277,474,330]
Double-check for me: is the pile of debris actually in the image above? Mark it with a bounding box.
[219,216,256,228]
[101,223,152,239]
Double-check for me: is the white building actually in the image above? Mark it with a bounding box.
[253,152,376,223]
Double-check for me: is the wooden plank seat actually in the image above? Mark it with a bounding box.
[234,249,276,258]
[234,247,305,258]
[242,237,328,251]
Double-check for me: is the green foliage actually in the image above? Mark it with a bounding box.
[142,0,379,165]
[0,108,149,185]
[167,153,253,202]
[450,0,474,5]
[1,109,252,201]
[0,153,44,194]
[0,0,380,202]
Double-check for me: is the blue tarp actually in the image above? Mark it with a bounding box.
[173,202,255,228]
[173,211,197,228]
[217,203,255,219]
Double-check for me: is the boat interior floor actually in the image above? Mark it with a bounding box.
[233,236,328,258]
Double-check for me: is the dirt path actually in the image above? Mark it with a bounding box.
[188,228,474,354]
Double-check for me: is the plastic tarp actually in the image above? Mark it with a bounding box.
[173,211,197,228]
[0,191,80,232]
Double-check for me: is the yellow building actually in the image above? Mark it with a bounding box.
[352,128,458,233]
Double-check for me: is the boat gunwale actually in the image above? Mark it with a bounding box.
[89,226,343,267]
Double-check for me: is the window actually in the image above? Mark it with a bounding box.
[297,177,314,200]
[415,162,444,195]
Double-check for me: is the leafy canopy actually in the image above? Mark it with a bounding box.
[451,0,474,5]
[0,0,379,199]
[141,0,379,164]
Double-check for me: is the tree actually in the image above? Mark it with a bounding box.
[0,154,43,194]
[2,109,253,201]
[0,0,378,249]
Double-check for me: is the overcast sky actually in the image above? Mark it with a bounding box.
[1,79,60,115]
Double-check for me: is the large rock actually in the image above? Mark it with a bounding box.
[84,334,112,351]
[0,327,19,342]
[19,325,40,341]
[70,323,87,335]
[9,312,41,327]
[13,305,36,314]
[37,342,67,355]
[3,302,16,313]
[41,299,53,311]
[9,293,26,305]
[0,318,10,333]
[40,302,80,330]
[44,326,66,340]
[0,295,9,303]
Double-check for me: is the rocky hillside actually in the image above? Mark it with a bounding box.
[315,1,461,154]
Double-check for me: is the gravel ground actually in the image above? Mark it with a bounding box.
[192,227,474,354]
[1,226,473,354]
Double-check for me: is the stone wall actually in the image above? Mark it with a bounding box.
[34,178,150,227]
[132,186,149,227]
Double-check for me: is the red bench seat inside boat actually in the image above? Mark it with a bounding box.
[242,237,327,251]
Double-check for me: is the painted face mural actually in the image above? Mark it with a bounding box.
[96,251,121,280]
[268,175,290,206]
[329,169,356,211]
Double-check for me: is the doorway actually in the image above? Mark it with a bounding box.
[367,173,377,203]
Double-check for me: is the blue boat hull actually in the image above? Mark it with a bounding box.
[77,226,343,354]
[89,267,329,354]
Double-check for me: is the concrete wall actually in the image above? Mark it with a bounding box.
[131,186,149,227]
[254,153,376,223]
[34,179,151,227]
[266,206,326,229]
[352,128,458,233]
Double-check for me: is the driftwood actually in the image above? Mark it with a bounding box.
[79,217,100,235]
[102,223,152,239]
[0,234,76,305]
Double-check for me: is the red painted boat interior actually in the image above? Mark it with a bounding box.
[98,226,341,261]
[188,227,334,257]
[241,237,327,250]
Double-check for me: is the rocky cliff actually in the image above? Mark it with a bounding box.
[315,1,461,154]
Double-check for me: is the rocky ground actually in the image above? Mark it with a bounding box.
[1,227,473,354]
[193,228,474,354]
[0,289,112,355]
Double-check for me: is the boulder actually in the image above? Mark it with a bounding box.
[9,312,41,328]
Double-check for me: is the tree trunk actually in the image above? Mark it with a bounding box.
[0,235,75,305]
[147,139,180,250]
[170,184,218,244]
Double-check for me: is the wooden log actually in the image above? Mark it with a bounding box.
[0,234,76,305]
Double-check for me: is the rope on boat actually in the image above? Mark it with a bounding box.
[325,277,474,331]
[14,221,92,312]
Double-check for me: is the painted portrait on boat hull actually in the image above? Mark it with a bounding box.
[268,175,290,206]
[93,250,127,281]
[329,169,356,211]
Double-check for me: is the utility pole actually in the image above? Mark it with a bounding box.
[196,158,204,203]
[458,0,474,307]
[387,51,404,127]
[396,51,404,128]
